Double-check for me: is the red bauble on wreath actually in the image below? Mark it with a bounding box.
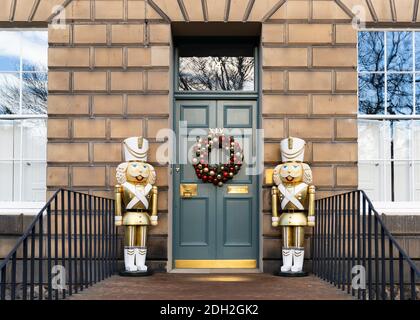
[191,129,243,187]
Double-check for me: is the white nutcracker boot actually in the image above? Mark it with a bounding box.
[280,249,293,272]
[135,247,148,272]
[291,249,304,272]
[124,247,137,272]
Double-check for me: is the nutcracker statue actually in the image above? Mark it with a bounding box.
[271,137,315,276]
[115,137,158,275]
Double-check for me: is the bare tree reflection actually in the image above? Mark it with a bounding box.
[0,65,47,115]
[359,31,414,115]
[179,56,254,91]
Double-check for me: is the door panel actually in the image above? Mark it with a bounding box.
[174,100,258,266]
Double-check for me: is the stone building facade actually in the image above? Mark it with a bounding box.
[1,0,419,272]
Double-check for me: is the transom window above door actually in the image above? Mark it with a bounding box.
[176,40,256,92]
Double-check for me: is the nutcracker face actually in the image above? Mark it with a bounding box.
[279,162,303,184]
[116,161,156,186]
[126,162,151,184]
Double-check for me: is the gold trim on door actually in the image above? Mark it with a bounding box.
[175,259,257,269]
[227,185,249,194]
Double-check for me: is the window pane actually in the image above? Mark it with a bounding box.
[178,43,255,91]
[392,120,411,160]
[21,31,48,71]
[387,73,413,115]
[415,32,420,71]
[415,74,420,114]
[414,163,420,201]
[358,73,385,114]
[22,119,47,160]
[22,72,47,115]
[358,120,391,160]
[0,73,20,114]
[0,31,21,72]
[358,162,391,201]
[20,162,46,201]
[358,31,384,71]
[415,121,420,160]
[0,162,13,201]
[387,31,413,71]
[393,161,411,201]
[0,120,15,160]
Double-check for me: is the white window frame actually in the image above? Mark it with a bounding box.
[358,28,420,213]
[0,28,48,212]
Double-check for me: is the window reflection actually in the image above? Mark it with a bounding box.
[358,73,385,114]
[179,56,254,91]
[358,31,384,72]
[387,73,413,115]
[0,31,47,115]
[387,31,412,71]
[177,42,255,91]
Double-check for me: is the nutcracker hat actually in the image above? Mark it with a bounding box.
[280,137,305,162]
[123,136,149,162]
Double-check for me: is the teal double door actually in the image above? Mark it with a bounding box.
[173,100,258,268]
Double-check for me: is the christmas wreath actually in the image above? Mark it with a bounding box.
[192,129,243,187]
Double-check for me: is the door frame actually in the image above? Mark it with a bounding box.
[167,39,263,271]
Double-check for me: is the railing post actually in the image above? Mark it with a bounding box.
[73,192,78,294]
[381,225,386,300]
[321,197,326,280]
[60,189,66,299]
[346,192,351,294]
[333,195,338,285]
[313,199,318,275]
[79,193,84,291]
[22,238,28,300]
[0,266,6,300]
[54,195,59,299]
[399,253,404,300]
[361,192,366,300]
[93,197,98,284]
[30,226,35,300]
[89,194,93,286]
[101,198,105,281]
[351,191,356,297]
[11,253,16,300]
[47,203,52,300]
[389,239,394,300]
[39,213,44,300]
[337,194,342,289]
[327,196,332,283]
[68,190,73,296]
[367,204,372,300]
[341,193,346,291]
[84,194,89,288]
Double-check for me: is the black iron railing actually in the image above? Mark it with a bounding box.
[0,189,117,300]
[313,190,420,300]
